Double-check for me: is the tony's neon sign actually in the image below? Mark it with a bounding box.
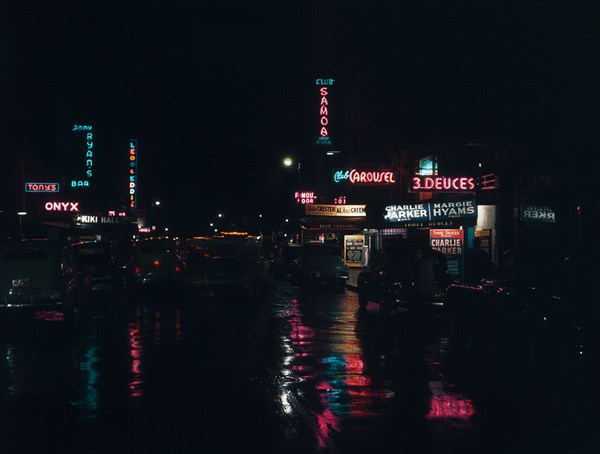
[25,182,60,193]
[333,169,397,185]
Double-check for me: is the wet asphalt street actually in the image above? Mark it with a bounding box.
[0,277,598,454]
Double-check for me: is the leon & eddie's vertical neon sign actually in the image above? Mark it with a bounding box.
[129,140,138,209]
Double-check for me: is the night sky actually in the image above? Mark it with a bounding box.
[3,0,599,232]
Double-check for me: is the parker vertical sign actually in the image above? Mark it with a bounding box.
[430,229,464,283]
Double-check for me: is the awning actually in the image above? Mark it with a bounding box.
[300,216,367,231]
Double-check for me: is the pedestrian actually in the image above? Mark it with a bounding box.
[408,248,434,323]
[412,248,434,301]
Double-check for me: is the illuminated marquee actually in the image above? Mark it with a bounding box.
[70,124,93,188]
[294,191,317,204]
[25,182,60,193]
[411,176,475,192]
[384,200,477,222]
[129,139,138,209]
[333,169,396,185]
[315,78,334,146]
[44,201,79,212]
[305,204,366,217]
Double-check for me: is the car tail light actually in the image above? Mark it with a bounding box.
[175,265,181,273]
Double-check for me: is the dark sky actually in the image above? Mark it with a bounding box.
[4,0,599,229]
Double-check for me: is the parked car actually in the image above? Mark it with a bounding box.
[290,242,348,290]
[182,234,270,295]
[0,238,91,318]
[357,241,452,316]
[444,255,586,367]
[128,237,184,289]
[67,240,122,296]
[270,242,303,278]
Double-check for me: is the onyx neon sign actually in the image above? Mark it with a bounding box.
[129,139,138,209]
[25,182,60,193]
[333,169,397,185]
[411,176,475,192]
[44,201,79,212]
[315,78,334,146]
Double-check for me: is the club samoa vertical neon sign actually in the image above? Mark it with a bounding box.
[315,78,334,146]
[71,124,94,188]
[129,139,138,209]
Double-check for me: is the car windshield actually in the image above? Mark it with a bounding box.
[74,247,111,269]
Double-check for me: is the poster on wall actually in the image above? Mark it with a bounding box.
[430,229,464,283]
[474,229,492,256]
[344,235,365,267]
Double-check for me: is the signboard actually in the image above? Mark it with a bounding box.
[474,229,492,256]
[25,182,60,193]
[70,124,93,188]
[430,229,464,283]
[520,205,556,223]
[305,204,366,217]
[333,169,397,185]
[410,176,475,192]
[75,214,137,224]
[295,191,317,204]
[384,199,477,223]
[128,139,138,208]
[44,201,79,212]
[315,78,334,146]
[344,235,365,267]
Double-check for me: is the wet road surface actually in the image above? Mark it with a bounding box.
[0,279,598,453]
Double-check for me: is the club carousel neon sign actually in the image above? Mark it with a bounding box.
[333,169,396,185]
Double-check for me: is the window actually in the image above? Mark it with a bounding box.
[416,155,438,176]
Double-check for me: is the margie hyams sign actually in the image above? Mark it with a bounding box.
[384,200,477,222]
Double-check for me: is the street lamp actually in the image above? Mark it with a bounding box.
[17,211,27,238]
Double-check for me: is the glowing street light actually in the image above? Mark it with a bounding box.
[282,156,294,168]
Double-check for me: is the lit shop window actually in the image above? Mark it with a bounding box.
[417,156,438,176]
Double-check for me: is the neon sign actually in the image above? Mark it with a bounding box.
[315,78,334,146]
[44,201,79,212]
[294,191,317,204]
[333,169,396,185]
[305,204,366,217]
[411,176,475,192]
[70,124,93,188]
[25,182,60,193]
[129,139,138,209]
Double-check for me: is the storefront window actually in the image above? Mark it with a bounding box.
[417,156,438,176]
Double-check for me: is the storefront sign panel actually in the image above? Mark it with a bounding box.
[384,200,477,223]
[305,204,366,217]
[430,229,464,283]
